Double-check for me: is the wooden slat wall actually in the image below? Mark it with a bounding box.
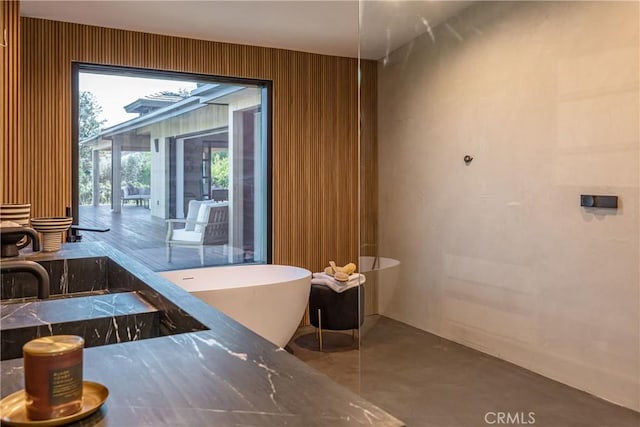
[1,0,23,203]
[359,60,379,315]
[14,17,377,278]
[359,60,378,254]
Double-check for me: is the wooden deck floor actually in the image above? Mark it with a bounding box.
[78,205,231,271]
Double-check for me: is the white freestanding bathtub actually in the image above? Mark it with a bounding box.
[160,264,311,348]
[359,256,401,317]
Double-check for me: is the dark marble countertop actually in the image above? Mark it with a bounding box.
[1,243,403,426]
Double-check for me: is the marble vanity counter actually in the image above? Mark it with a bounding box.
[0,243,403,426]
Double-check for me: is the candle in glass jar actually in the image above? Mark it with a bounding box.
[23,335,84,420]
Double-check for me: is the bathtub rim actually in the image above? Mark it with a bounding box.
[359,256,400,272]
[160,263,311,292]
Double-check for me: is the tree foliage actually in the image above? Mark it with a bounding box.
[211,151,229,188]
[79,91,108,205]
[122,152,151,187]
[79,92,106,139]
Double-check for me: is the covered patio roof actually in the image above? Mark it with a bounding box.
[87,133,150,152]
[80,83,244,150]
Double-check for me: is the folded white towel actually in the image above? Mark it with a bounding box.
[311,272,366,293]
[312,272,362,281]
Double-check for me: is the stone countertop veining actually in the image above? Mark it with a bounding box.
[0,243,404,426]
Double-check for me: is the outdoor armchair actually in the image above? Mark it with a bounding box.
[166,200,229,265]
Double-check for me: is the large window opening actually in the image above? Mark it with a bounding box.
[72,64,271,270]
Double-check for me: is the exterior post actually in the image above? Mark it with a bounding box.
[92,149,100,207]
[112,139,122,213]
[229,109,244,263]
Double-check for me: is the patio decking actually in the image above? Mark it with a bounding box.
[78,205,231,271]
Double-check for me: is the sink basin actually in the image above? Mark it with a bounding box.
[1,256,208,360]
[1,292,160,360]
[1,257,112,300]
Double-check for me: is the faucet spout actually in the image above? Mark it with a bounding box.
[0,226,40,257]
[1,260,50,299]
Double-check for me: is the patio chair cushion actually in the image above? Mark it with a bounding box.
[126,184,138,195]
[184,200,201,231]
[194,203,211,234]
[171,229,202,242]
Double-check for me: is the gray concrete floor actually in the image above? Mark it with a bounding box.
[290,316,640,427]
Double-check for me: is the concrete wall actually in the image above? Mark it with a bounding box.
[375,1,639,410]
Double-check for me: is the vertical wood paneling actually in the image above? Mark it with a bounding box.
[359,60,378,253]
[1,0,23,203]
[360,60,379,314]
[14,17,377,282]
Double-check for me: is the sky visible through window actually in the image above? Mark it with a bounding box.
[79,73,197,127]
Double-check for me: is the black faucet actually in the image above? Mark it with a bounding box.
[0,260,50,299]
[65,207,110,242]
[0,226,41,257]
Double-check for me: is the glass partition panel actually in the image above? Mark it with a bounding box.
[359,1,639,425]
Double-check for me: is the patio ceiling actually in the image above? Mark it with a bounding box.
[90,133,150,152]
